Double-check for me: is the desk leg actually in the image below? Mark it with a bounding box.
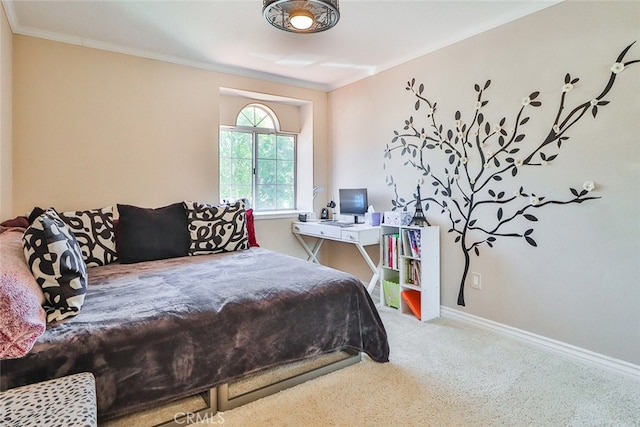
[309,239,324,263]
[293,233,324,264]
[355,243,380,294]
[294,232,379,295]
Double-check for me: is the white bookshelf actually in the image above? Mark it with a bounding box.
[380,224,440,321]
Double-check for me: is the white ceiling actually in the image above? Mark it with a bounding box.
[3,0,559,91]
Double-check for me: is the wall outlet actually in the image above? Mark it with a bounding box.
[471,272,482,290]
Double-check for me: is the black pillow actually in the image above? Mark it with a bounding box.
[116,203,190,264]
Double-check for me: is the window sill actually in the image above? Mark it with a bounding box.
[253,210,305,220]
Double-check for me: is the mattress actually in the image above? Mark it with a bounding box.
[1,247,389,420]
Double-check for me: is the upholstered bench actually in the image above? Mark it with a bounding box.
[0,372,97,427]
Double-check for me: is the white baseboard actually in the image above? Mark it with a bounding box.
[441,307,640,382]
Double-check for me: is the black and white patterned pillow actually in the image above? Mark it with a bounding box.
[22,209,88,322]
[59,206,117,267]
[183,201,249,256]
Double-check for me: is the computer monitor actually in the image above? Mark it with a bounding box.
[339,188,368,223]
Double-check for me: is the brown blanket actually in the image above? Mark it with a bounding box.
[1,247,389,420]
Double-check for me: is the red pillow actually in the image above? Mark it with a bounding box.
[246,208,259,247]
[0,216,29,228]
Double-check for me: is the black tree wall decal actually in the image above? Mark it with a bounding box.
[384,42,638,306]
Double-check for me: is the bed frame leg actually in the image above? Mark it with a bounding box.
[154,387,218,427]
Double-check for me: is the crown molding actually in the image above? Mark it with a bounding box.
[1,0,331,93]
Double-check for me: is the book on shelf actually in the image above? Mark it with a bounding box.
[382,233,401,270]
[401,230,411,257]
[404,258,422,286]
[407,229,422,258]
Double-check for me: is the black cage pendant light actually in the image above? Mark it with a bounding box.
[263,0,340,34]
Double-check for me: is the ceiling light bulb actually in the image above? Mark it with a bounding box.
[290,11,314,30]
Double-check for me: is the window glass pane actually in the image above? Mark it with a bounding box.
[234,159,253,186]
[220,183,252,204]
[277,135,295,160]
[219,131,233,157]
[277,185,295,209]
[233,136,252,159]
[219,158,233,185]
[230,185,253,203]
[257,134,276,159]
[219,129,253,204]
[220,184,251,203]
[277,160,294,185]
[257,159,276,185]
[237,111,253,127]
[219,184,230,203]
[237,105,275,130]
[254,108,274,129]
[256,185,276,210]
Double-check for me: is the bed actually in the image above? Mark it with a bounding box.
[0,246,389,421]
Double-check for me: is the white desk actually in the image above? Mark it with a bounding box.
[292,221,380,294]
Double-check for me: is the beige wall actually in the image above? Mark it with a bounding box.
[14,37,219,212]
[12,35,332,258]
[329,1,640,365]
[0,5,11,219]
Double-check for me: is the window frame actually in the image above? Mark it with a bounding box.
[219,104,297,212]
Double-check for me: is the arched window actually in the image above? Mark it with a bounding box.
[236,104,277,129]
[219,104,296,211]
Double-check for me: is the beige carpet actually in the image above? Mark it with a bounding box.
[104,307,640,426]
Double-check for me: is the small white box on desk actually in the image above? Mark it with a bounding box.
[384,211,402,225]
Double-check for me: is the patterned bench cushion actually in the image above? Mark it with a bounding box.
[0,372,97,427]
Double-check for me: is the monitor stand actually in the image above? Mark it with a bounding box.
[353,215,360,224]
